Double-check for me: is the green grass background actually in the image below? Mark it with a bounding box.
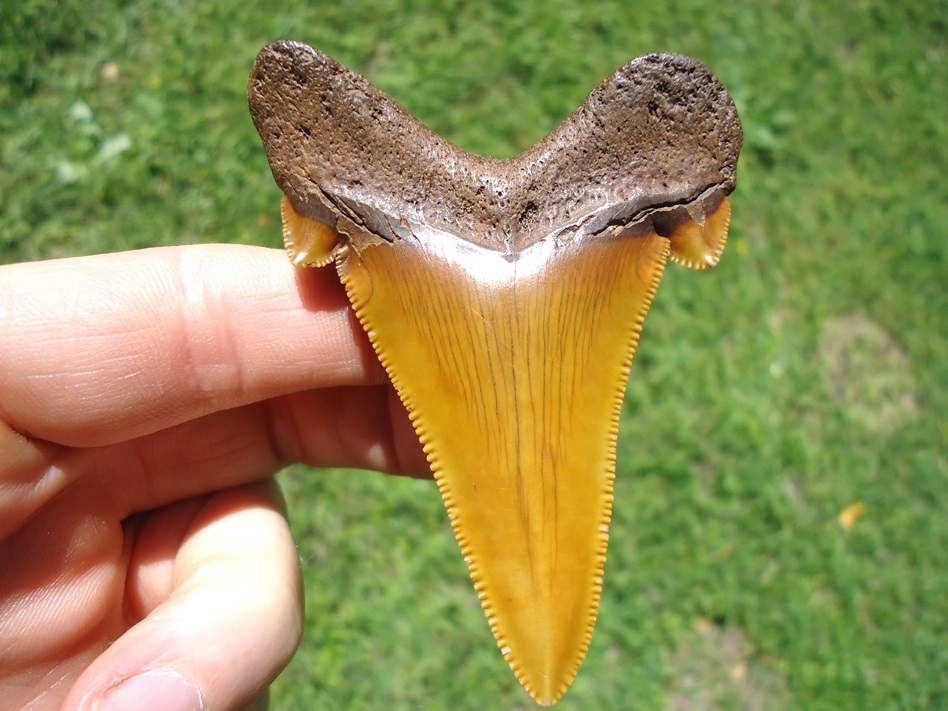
[2,1,945,708]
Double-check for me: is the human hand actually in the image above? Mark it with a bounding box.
[0,244,429,710]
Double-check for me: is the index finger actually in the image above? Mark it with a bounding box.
[0,244,384,446]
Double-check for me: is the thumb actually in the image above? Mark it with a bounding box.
[65,481,302,711]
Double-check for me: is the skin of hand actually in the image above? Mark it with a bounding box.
[0,243,429,711]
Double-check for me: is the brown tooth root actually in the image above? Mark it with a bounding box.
[249,41,742,706]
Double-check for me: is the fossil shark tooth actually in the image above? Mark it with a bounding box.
[249,41,741,705]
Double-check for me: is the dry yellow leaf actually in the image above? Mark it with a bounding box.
[838,503,866,530]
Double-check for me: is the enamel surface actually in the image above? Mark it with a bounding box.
[341,225,666,705]
[250,41,742,705]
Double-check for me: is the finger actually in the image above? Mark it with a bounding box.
[5,382,430,536]
[269,382,431,479]
[99,384,430,517]
[0,244,385,446]
[64,481,303,711]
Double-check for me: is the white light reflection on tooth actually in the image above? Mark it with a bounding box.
[410,224,567,286]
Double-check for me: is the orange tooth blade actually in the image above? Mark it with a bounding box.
[333,224,669,706]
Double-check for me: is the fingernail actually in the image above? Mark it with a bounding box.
[94,670,204,711]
